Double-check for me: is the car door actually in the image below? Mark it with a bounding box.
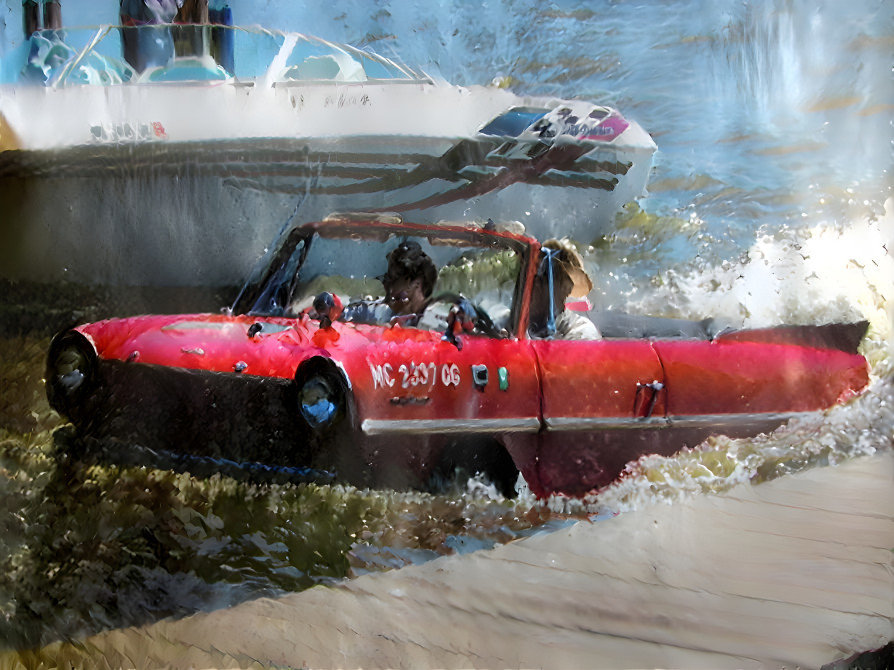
[536,339,665,429]
[355,326,542,438]
[531,338,667,496]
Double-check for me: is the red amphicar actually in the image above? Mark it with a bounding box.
[46,214,869,498]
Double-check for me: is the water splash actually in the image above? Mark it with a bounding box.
[624,198,893,367]
[543,196,894,518]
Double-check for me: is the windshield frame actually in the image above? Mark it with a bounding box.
[5,24,428,88]
[230,219,535,336]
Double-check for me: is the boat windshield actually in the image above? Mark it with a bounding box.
[4,24,424,87]
[238,224,526,337]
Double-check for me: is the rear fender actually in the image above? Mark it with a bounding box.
[713,321,869,355]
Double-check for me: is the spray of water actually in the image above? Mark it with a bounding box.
[534,197,894,519]
[627,198,893,365]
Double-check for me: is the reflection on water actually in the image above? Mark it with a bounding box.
[0,0,892,658]
[0,330,547,649]
[0,410,542,648]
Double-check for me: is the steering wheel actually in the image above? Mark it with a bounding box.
[432,292,503,348]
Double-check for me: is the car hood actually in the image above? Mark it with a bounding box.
[76,312,433,379]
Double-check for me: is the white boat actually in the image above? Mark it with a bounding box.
[0,25,656,286]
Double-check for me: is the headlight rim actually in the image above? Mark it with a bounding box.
[294,357,351,433]
[299,375,339,428]
[46,329,98,416]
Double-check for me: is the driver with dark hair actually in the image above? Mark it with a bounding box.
[342,240,437,326]
[382,240,438,320]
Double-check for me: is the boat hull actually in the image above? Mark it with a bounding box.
[0,81,654,286]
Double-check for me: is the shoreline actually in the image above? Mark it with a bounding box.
[22,450,894,669]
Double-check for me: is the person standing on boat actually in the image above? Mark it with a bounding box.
[172,0,209,57]
[119,0,177,72]
[528,239,600,340]
[120,0,211,69]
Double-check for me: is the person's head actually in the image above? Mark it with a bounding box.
[382,240,437,315]
[529,238,592,331]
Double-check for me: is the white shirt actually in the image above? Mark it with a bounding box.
[554,310,601,340]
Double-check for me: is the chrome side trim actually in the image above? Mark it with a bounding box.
[363,412,813,436]
[666,412,810,428]
[545,412,812,431]
[545,416,669,431]
[361,417,541,436]
[331,359,353,390]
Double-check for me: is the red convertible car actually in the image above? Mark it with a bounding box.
[46,214,870,498]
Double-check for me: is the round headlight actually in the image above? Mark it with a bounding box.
[46,330,97,416]
[299,376,339,428]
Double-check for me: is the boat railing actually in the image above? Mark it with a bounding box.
[3,24,430,89]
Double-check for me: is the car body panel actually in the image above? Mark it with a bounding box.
[50,216,870,499]
[82,313,317,378]
[81,312,543,434]
[653,338,869,417]
[535,339,666,429]
[351,333,541,435]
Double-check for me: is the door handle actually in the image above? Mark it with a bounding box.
[634,381,664,418]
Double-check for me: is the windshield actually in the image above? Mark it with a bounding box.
[237,224,526,336]
[4,24,423,87]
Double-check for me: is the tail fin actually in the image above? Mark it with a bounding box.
[714,321,868,354]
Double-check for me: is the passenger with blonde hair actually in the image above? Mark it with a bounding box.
[528,238,600,340]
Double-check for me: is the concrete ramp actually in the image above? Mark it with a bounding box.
[23,452,894,669]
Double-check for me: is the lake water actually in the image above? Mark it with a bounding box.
[0,0,892,657]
